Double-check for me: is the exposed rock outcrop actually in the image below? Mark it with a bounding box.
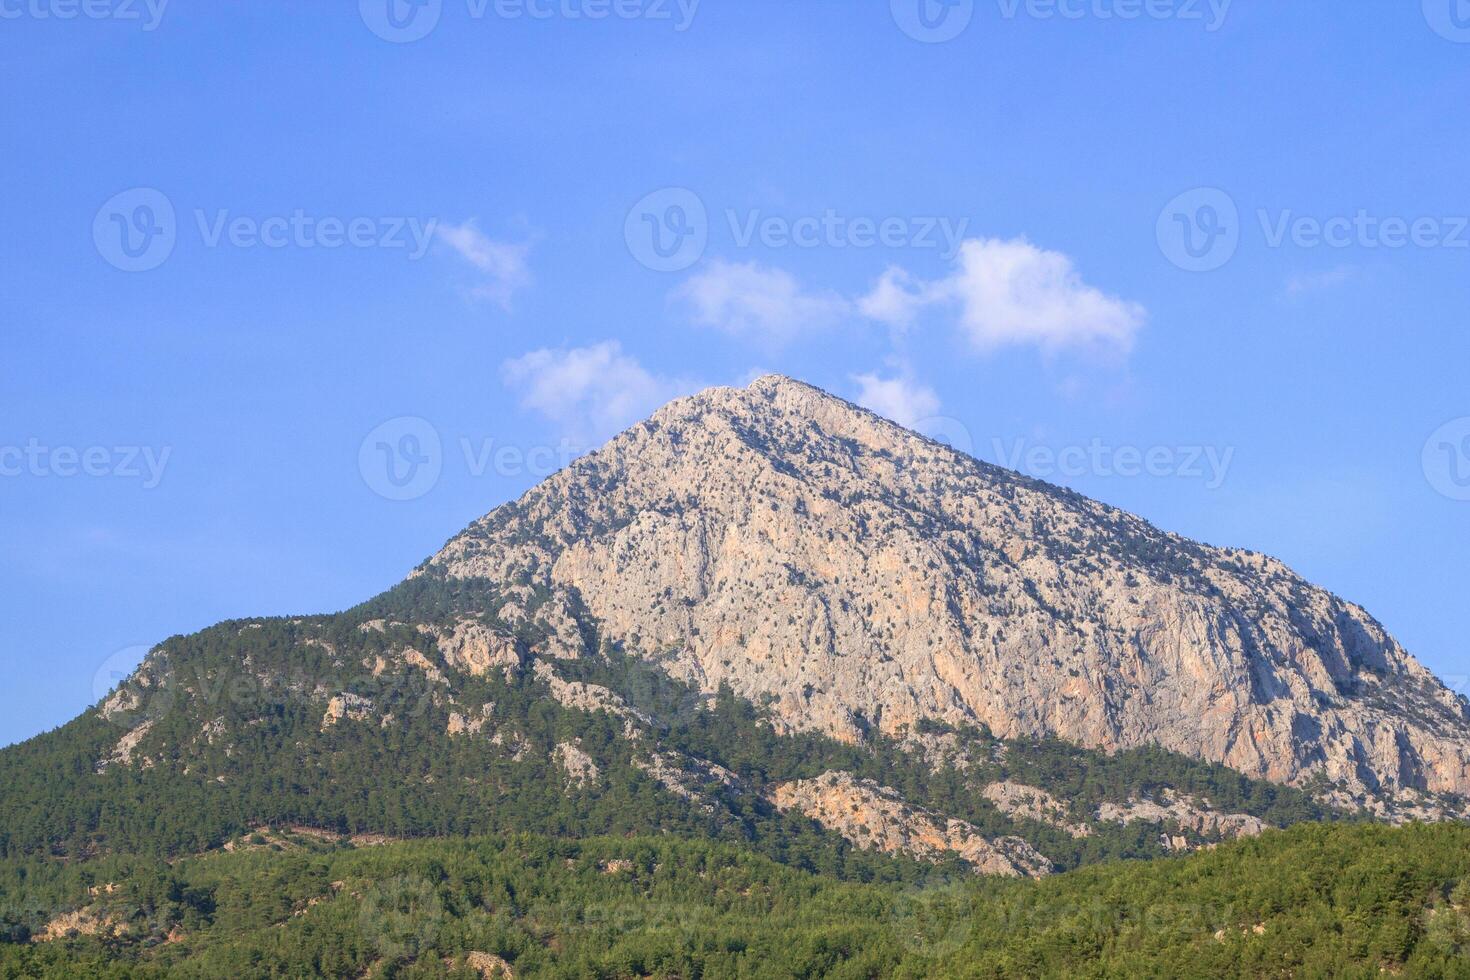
[32,906,128,943]
[533,660,652,737]
[770,771,1053,877]
[321,693,374,730]
[1096,790,1267,841]
[982,781,1092,837]
[447,703,495,736]
[428,620,524,677]
[553,741,600,788]
[97,720,154,772]
[461,951,515,978]
[635,750,743,810]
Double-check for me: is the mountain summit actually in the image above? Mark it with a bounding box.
[425,374,1470,804]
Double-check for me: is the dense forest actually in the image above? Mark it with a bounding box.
[3,823,1470,978]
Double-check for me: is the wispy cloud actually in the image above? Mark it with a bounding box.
[860,237,1146,356]
[501,341,697,445]
[438,220,532,310]
[851,370,940,428]
[673,259,851,347]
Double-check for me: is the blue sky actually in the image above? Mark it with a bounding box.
[2,1,1468,747]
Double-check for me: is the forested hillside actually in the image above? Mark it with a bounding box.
[4,823,1470,978]
[0,571,1329,873]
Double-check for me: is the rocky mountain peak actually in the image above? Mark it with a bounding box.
[425,377,1470,806]
[745,372,817,396]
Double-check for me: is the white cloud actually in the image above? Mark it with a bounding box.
[501,341,694,444]
[857,266,924,331]
[673,259,850,346]
[1285,266,1356,296]
[851,371,941,428]
[860,237,1145,355]
[438,220,531,310]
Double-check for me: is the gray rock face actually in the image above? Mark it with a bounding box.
[425,375,1470,803]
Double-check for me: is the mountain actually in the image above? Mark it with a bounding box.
[423,375,1470,808]
[6,373,1470,973]
[6,376,1469,861]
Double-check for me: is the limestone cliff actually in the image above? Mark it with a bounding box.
[423,375,1470,805]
